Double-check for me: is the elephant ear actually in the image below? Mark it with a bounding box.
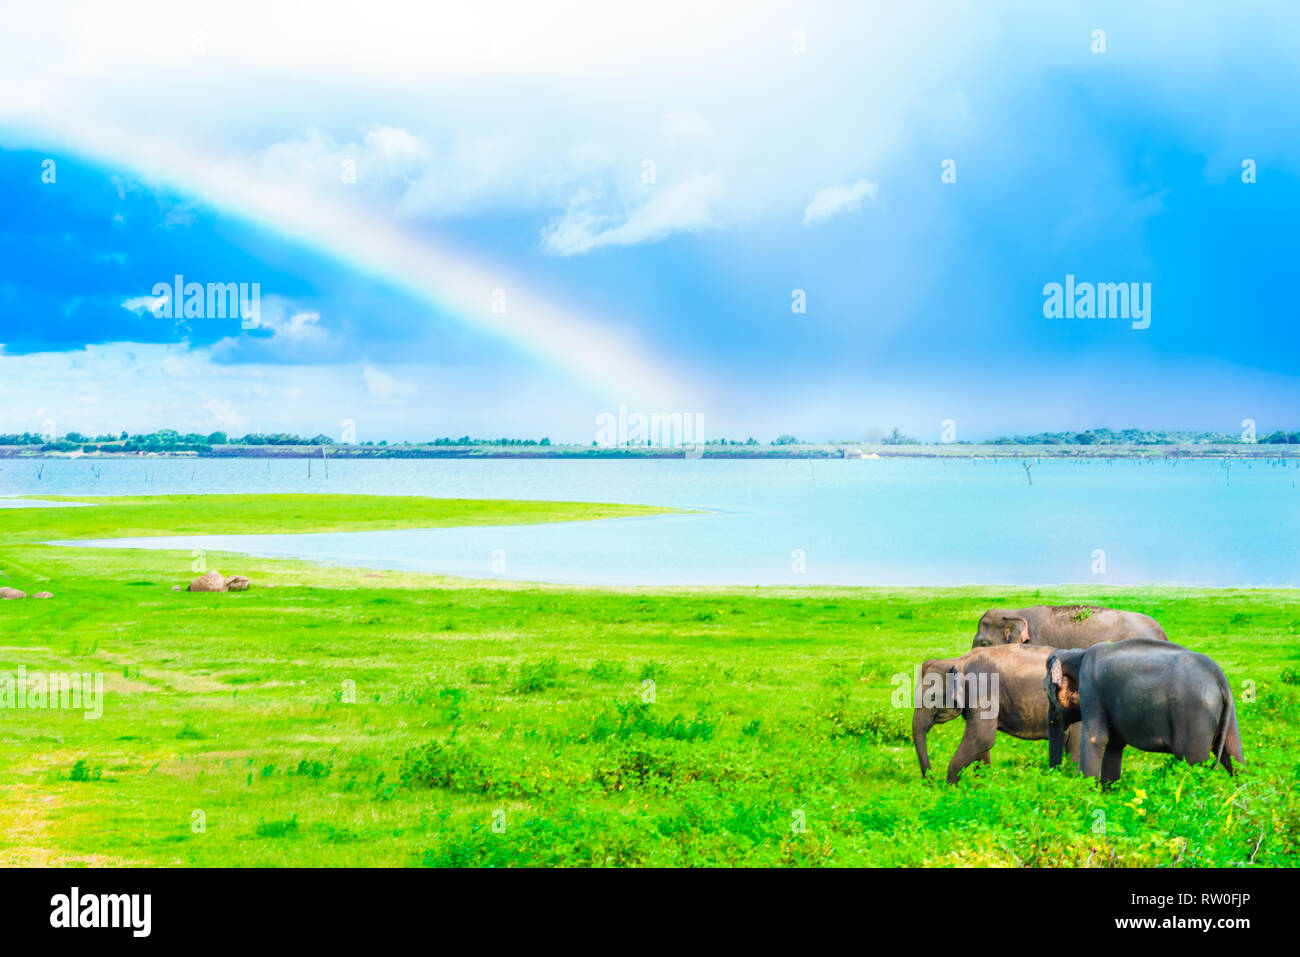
[1004,615,1031,643]
[1048,657,1079,709]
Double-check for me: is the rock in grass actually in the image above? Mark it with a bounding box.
[188,571,228,592]
[185,572,252,593]
[31,591,53,599]
[0,587,26,600]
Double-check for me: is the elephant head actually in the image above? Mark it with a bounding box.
[1044,648,1085,767]
[972,609,1031,647]
[912,657,962,777]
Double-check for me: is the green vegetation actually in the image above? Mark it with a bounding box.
[0,430,556,455]
[986,428,1288,446]
[6,425,1300,459]
[0,495,672,546]
[0,495,1295,866]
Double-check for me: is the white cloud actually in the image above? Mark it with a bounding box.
[0,344,622,442]
[259,306,326,343]
[260,126,430,198]
[662,111,714,148]
[0,1,1022,407]
[206,298,332,364]
[362,365,417,399]
[161,355,192,378]
[362,125,427,167]
[10,105,701,406]
[541,174,726,256]
[122,294,167,315]
[0,3,1001,247]
[202,396,243,430]
[801,179,878,226]
[4,0,1293,429]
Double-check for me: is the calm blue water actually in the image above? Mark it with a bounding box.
[4,456,1298,586]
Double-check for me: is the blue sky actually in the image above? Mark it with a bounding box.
[1,1,1298,443]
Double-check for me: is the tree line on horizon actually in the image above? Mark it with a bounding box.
[2,426,1299,453]
[0,430,555,453]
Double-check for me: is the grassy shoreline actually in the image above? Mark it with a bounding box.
[0,494,676,545]
[1,495,1296,866]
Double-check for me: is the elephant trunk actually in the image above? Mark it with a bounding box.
[913,706,938,777]
[1047,710,1065,767]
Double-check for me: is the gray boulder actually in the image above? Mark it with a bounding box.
[186,572,252,593]
[188,571,228,592]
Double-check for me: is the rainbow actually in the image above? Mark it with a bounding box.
[9,119,694,407]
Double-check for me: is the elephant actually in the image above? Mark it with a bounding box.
[912,644,1080,783]
[1044,638,1244,783]
[972,604,1167,650]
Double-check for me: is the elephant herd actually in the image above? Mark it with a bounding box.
[912,605,1245,785]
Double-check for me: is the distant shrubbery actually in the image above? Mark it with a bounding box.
[0,429,554,451]
[985,428,1284,445]
[4,425,1300,451]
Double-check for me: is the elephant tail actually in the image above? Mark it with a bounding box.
[1213,684,1245,768]
[1212,701,1228,767]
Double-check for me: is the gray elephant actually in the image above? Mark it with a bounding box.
[912,644,1080,783]
[972,604,1167,649]
[1044,638,1244,783]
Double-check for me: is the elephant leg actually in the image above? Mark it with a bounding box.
[1173,709,1220,768]
[1078,716,1109,780]
[1064,722,1081,766]
[947,716,997,784]
[1099,739,1125,785]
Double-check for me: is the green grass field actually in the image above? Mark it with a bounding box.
[1,494,1296,866]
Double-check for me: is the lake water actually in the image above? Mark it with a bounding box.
[4,456,1298,587]
[0,497,93,508]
